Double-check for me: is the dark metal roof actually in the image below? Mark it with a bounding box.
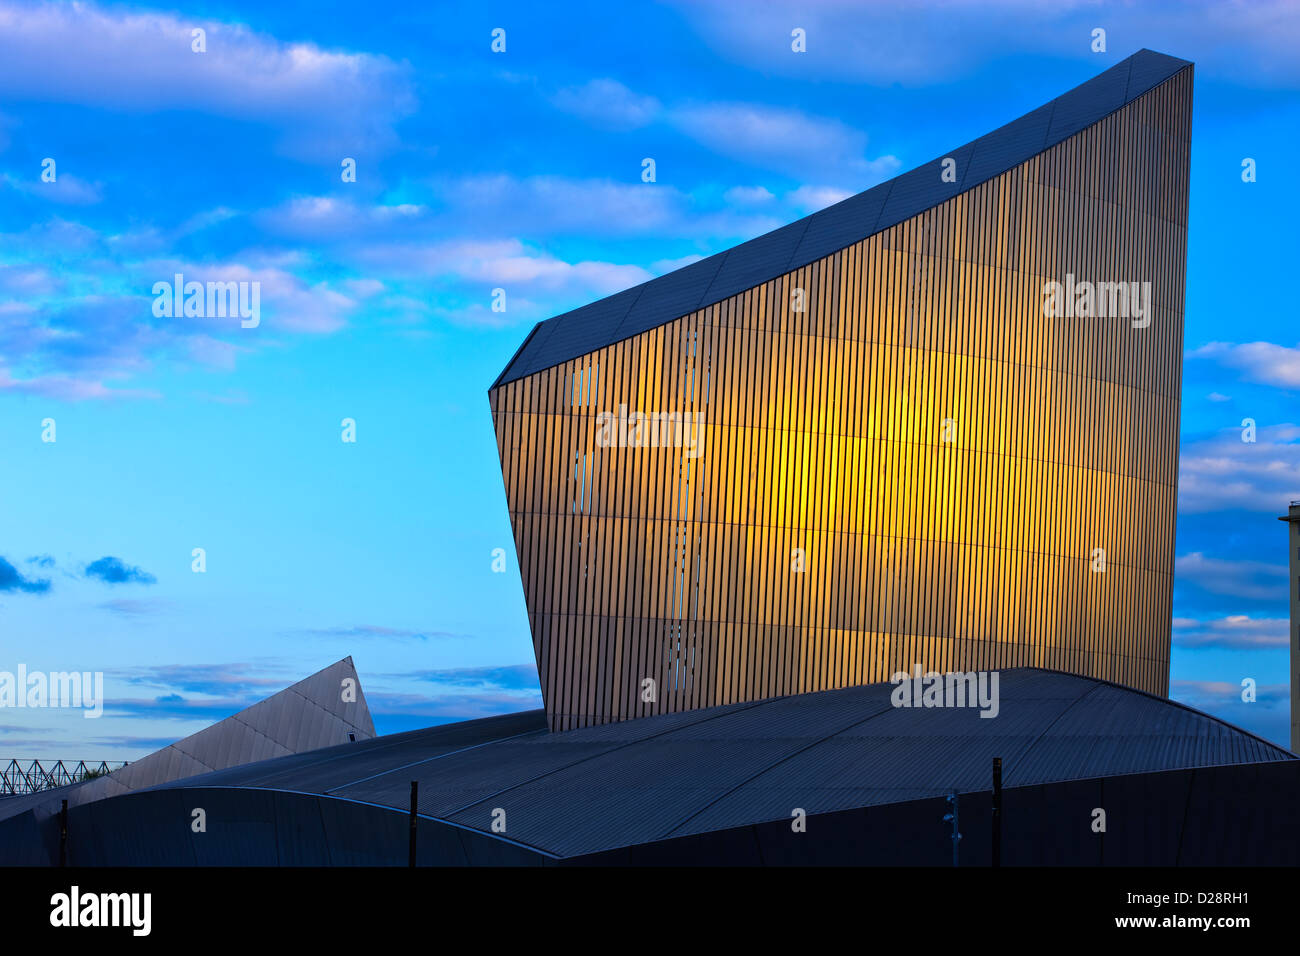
[492,48,1193,390]
[138,668,1287,859]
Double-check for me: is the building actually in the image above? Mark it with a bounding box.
[1281,500,1300,752]
[490,49,1193,731]
[7,668,1299,866]
[10,49,1280,869]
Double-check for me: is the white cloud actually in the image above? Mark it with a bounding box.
[0,263,60,296]
[0,367,160,401]
[785,184,854,213]
[672,102,898,181]
[1189,341,1300,390]
[262,176,788,250]
[652,254,705,274]
[1178,423,1300,513]
[354,237,652,304]
[1171,679,1289,705]
[723,185,776,205]
[143,258,356,334]
[552,78,661,130]
[258,197,428,239]
[667,0,1300,87]
[0,0,414,155]
[1,172,103,205]
[1172,615,1289,650]
[0,230,370,400]
[549,74,899,186]
[437,175,688,236]
[1174,552,1287,601]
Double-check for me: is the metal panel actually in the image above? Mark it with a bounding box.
[492,64,1194,730]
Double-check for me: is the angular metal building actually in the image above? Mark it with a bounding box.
[490,49,1193,731]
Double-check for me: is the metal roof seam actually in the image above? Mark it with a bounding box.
[657,701,899,840]
[999,680,1106,786]
[434,697,777,818]
[320,727,550,795]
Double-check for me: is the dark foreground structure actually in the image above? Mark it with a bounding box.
[2,669,1296,865]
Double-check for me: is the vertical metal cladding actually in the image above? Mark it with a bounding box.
[491,68,1192,731]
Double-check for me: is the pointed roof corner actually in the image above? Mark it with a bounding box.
[492,49,1193,390]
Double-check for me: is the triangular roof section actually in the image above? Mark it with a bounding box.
[108,654,375,795]
[492,48,1192,389]
[0,656,376,820]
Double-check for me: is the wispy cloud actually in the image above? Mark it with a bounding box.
[1178,423,1300,513]
[360,664,543,724]
[551,78,661,130]
[1171,679,1289,715]
[112,662,294,706]
[363,690,542,722]
[106,695,253,724]
[1189,341,1300,390]
[98,597,173,617]
[785,184,855,214]
[1175,552,1288,601]
[86,734,184,751]
[0,0,415,156]
[1172,615,1289,649]
[669,0,1300,86]
[297,624,462,641]
[350,237,654,327]
[402,664,541,692]
[550,74,899,185]
[1169,677,1290,747]
[0,233,366,398]
[1,172,103,205]
[0,367,162,401]
[672,101,899,181]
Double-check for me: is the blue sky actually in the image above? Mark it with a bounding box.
[2,0,1299,759]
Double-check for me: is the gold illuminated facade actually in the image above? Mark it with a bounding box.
[491,57,1192,730]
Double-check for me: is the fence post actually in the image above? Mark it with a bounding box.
[408,781,418,867]
[992,756,1002,867]
[59,799,69,866]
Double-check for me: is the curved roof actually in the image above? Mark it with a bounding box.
[136,668,1287,859]
[492,49,1193,389]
